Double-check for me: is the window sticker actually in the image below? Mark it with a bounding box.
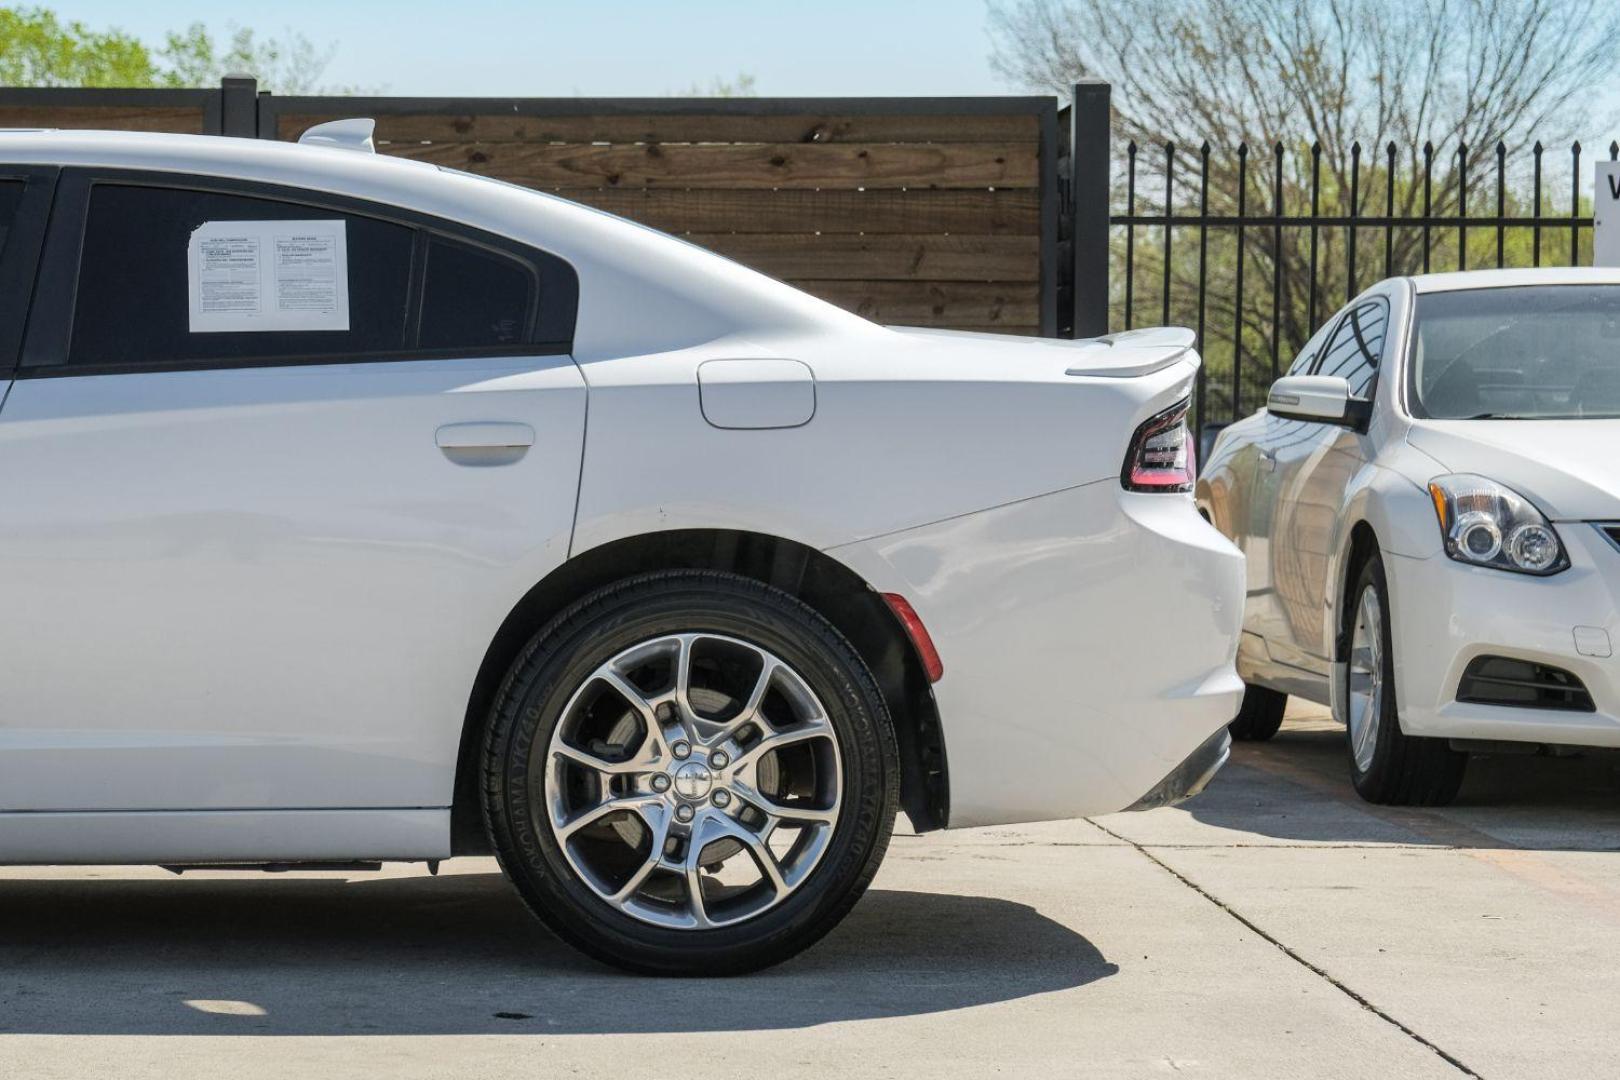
[187,219,350,333]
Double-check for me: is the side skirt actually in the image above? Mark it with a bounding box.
[0,808,450,865]
[1239,631,1333,705]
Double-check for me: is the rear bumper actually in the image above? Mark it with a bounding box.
[830,482,1244,827]
[1124,727,1232,811]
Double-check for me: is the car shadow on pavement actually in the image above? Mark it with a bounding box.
[1184,718,1620,851]
[0,875,1115,1036]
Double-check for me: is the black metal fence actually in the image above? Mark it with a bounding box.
[1072,77,1620,433]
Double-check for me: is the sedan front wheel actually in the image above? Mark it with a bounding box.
[1344,553,1467,806]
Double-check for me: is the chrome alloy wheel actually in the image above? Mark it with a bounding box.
[1347,584,1385,774]
[543,633,843,930]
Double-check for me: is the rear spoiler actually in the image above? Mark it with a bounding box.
[1064,326,1198,379]
[883,323,1199,380]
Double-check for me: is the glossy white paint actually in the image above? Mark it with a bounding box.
[0,355,587,814]
[1406,421,1620,520]
[833,477,1245,825]
[0,809,446,863]
[1378,527,1620,745]
[0,131,1243,864]
[569,330,1211,553]
[1266,374,1356,423]
[1202,266,1620,747]
[696,358,816,429]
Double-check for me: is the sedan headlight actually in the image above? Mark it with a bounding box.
[1427,474,1568,575]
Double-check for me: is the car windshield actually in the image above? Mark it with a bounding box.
[1408,284,1620,419]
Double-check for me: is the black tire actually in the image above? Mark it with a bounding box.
[1344,554,1467,806]
[481,569,899,975]
[1228,683,1287,741]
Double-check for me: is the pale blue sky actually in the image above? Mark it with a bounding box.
[46,0,1012,96]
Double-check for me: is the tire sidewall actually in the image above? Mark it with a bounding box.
[484,573,896,973]
[1346,555,1400,791]
[1230,683,1285,741]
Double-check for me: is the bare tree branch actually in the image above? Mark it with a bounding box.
[988,0,1620,404]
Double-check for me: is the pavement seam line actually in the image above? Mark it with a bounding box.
[1088,819,1486,1080]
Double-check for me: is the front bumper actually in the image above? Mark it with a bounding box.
[1379,524,1620,747]
[830,482,1245,827]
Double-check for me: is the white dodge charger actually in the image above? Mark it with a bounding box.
[0,125,1243,973]
[1201,268,1620,807]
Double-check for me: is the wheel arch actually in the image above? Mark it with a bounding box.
[450,528,948,854]
[1324,518,1382,729]
[1325,461,1441,662]
[1334,520,1383,662]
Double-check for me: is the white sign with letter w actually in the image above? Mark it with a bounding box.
[1598,161,1620,267]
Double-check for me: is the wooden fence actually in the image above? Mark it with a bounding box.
[0,86,218,135]
[0,79,1073,337]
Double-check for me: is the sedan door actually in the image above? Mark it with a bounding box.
[1210,315,1339,676]
[0,171,585,815]
[1269,295,1391,672]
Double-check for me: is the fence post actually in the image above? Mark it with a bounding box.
[1070,79,1111,338]
[219,75,259,137]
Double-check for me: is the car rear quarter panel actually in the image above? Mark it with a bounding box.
[567,338,1221,827]
[832,483,1244,825]
[570,333,1202,557]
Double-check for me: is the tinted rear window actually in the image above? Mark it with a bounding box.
[69,184,414,369]
[0,180,24,261]
[419,236,535,350]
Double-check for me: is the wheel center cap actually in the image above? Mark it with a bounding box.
[672,761,714,800]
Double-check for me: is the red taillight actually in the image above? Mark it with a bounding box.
[881,593,944,683]
[1121,398,1195,493]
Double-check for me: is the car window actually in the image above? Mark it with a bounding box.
[1410,285,1620,419]
[419,235,536,350]
[0,178,30,360]
[68,183,414,370]
[1286,317,1337,377]
[0,180,25,260]
[1312,298,1387,398]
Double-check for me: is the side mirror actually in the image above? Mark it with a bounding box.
[1267,375,1372,429]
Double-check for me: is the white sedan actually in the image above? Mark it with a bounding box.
[1201,267,1620,805]
[0,125,1243,973]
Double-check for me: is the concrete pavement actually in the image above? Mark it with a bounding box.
[3,704,1617,1078]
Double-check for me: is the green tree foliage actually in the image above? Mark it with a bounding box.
[674,72,758,97]
[158,22,345,94]
[0,5,343,92]
[0,7,154,87]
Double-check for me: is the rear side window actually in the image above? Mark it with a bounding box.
[0,179,30,358]
[48,178,576,374]
[1313,298,1388,398]
[0,180,25,260]
[419,235,535,350]
[68,184,414,369]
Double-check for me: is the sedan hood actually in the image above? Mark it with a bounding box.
[1406,419,1620,520]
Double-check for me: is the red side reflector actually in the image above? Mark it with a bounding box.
[881,593,944,683]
